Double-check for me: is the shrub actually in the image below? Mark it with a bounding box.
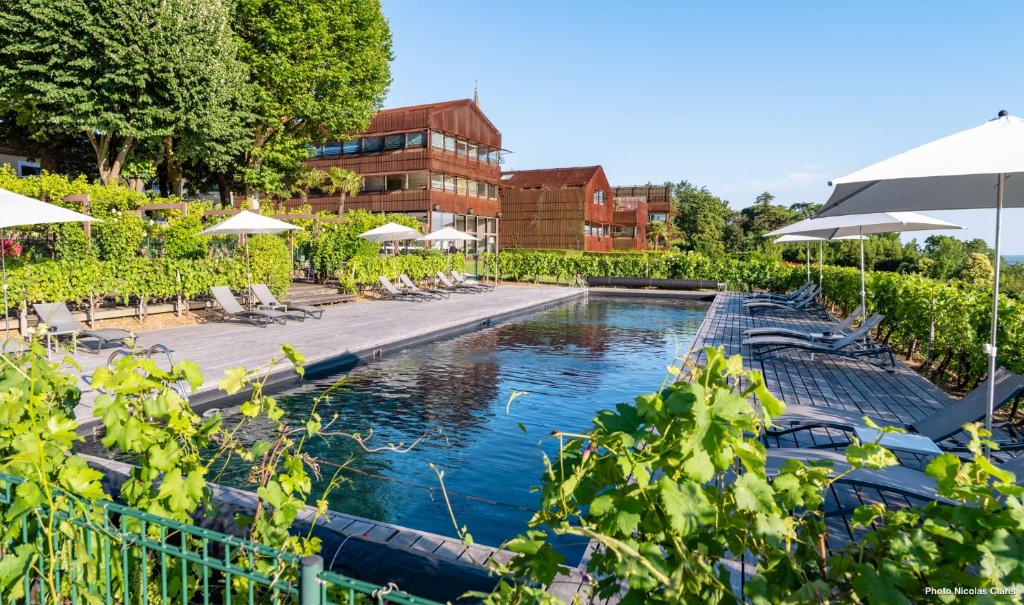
[93,211,145,261]
[245,235,292,298]
[340,252,466,286]
[306,210,422,280]
[162,212,208,260]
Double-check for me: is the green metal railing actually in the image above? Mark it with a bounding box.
[0,473,442,605]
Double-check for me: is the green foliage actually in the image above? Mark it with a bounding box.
[161,211,208,260]
[93,211,145,261]
[246,234,293,298]
[672,181,730,256]
[52,223,94,261]
[341,252,465,286]
[306,210,421,280]
[960,252,994,286]
[484,348,1024,603]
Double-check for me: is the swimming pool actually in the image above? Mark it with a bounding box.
[101,295,706,562]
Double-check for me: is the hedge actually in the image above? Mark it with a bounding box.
[487,250,1015,390]
[338,253,467,291]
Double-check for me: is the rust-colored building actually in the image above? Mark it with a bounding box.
[290,99,502,253]
[498,166,616,251]
[612,185,674,225]
[611,195,647,250]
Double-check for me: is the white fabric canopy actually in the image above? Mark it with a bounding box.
[813,111,1022,451]
[0,188,98,228]
[419,227,479,242]
[819,113,1024,217]
[766,212,963,239]
[199,210,298,235]
[358,222,422,243]
[772,234,866,243]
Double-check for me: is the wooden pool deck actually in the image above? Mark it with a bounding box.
[689,292,958,550]
[70,285,583,426]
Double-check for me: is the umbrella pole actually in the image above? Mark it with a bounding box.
[818,241,823,292]
[805,243,810,282]
[859,227,866,324]
[2,229,8,340]
[986,173,1006,455]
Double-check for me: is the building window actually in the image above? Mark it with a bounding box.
[362,175,385,193]
[443,135,456,153]
[408,171,428,189]
[362,136,383,153]
[478,146,489,162]
[456,178,467,195]
[322,141,341,156]
[342,139,359,154]
[431,173,444,190]
[444,175,456,192]
[488,183,498,199]
[386,174,406,191]
[384,134,405,151]
[17,161,40,178]
[467,180,478,197]
[487,150,499,164]
[456,139,468,157]
[431,131,444,149]
[407,131,427,148]
[467,142,478,160]
[594,190,605,205]
[649,213,668,223]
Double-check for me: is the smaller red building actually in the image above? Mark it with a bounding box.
[498,166,615,251]
[612,185,675,225]
[611,196,647,250]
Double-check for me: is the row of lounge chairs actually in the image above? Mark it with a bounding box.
[378,272,493,302]
[742,283,893,366]
[211,284,325,327]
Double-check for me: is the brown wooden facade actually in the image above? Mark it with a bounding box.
[612,196,648,250]
[612,185,674,225]
[498,166,618,251]
[285,99,503,253]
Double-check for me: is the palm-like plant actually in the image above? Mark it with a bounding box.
[322,167,362,215]
[647,221,667,250]
[292,166,327,206]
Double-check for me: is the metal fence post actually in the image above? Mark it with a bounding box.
[300,555,323,605]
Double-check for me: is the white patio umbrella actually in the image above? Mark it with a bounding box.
[815,110,1024,449]
[358,222,421,245]
[772,233,866,291]
[0,188,98,339]
[420,226,480,271]
[199,211,299,303]
[768,212,962,323]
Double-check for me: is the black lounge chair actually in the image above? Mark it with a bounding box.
[378,276,431,301]
[33,302,134,354]
[251,284,324,319]
[743,305,865,340]
[744,281,813,301]
[767,367,1024,451]
[744,314,894,366]
[744,285,821,315]
[210,286,290,326]
[450,270,493,292]
[399,274,448,299]
[436,272,480,293]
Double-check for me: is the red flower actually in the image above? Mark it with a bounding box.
[1,239,22,257]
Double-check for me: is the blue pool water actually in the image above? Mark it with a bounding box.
[105,296,706,561]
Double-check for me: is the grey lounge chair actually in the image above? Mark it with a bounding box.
[744,285,821,314]
[745,314,894,366]
[398,274,448,299]
[766,447,1024,505]
[743,305,865,340]
[745,281,813,301]
[767,367,1024,451]
[251,284,324,319]
[210,286,290,326]
[33,302,134,354]
[436,272,480,293]
[450,270,493,291]
[378,276,430,301]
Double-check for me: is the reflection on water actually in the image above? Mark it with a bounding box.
[93,296,707,563]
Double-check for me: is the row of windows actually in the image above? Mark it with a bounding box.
[430,132,500,164]
[430,212,499,254]
[314,131,428,158]
[360,171,429,193]
[584,223,610,237]
[430,172,499,199]
[649,213,669,223]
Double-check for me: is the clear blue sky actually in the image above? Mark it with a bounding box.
[381,1,1024,252]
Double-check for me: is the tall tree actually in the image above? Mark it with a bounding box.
[0,0,249,185]
[672,181,730,256]
[234,0,393,201]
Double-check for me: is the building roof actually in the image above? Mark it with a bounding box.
[371,99,501,138]
[500,166,603,189]
[612,184,673,202]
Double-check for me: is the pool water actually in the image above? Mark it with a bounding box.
[108,296,706,562]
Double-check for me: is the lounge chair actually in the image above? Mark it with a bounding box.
[398,274,448,299]
[378,276,431,301]
[251,284,324,319]
[436,272,481,293]
[766,446,1024,506]
[744,286,823,315]
[743,305,865,340]
[745,281,813,301]
[766,367,1024,450]
[33,302,134,354]
[744,314,894,366]
[210,286,291,326]
[450,270,493,291]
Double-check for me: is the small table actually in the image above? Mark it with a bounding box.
[853,426,942,456]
